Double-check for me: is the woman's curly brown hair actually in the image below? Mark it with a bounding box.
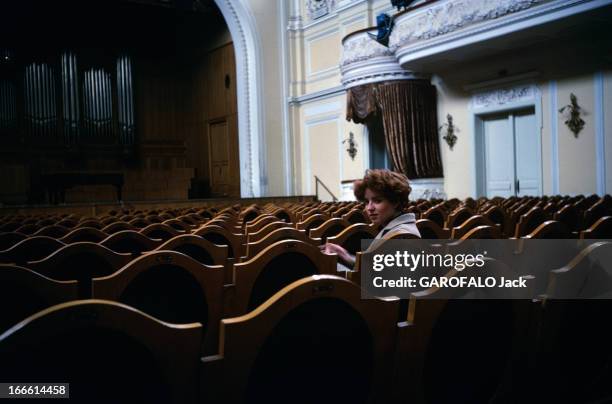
[353,169,412,211]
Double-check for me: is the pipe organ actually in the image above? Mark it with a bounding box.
[0,50,135,147]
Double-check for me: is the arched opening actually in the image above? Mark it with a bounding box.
[214,0,264,198]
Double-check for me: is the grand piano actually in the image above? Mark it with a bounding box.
[41,172,124,204]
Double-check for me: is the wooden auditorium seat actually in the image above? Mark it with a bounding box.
[532,256,612,401]
[309,217,351,242]
[56,218,78,228]
[0,231,28,250]
[0,300,202,404]
[140,223,183,241]
[100,216,119,226]
[100,230,163,255]
[394,260,536,403]
[27,242,132,298]
[14,223,41,235]
[545,241,612,299]
[445,206,474,229]
[522,220,572,239]
[75,219,103,230]
[553,203,583,234]
[0,236,66,265]
[246,221,292,243]
[416,219,449,239]
[243,227,318,260]
[205,218,242,234]
[420,205,446,228]
[245,215,278,234]
[161,218,192,232]
[230,239,337,315]
[101,220,137,234]
[580,216,612,239]
[92,251,224,355]
[60,227,110,243]
[326,222,378,256]
[201,275,399,404]
[193,224,243,260]
[341,207,369,224]
[481,204,511,237]
[458,224,502,240]
[513,206,546,238]
[34,217,58,227]
[154,234,229,267]
[268,207,294,223]
[583,195,612,228]
[128,217,153,229]
[0,264,78,333]
[295,213,329,232]
[449,215,497,239]
[32,224,71,238]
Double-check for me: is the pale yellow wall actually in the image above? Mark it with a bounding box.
[291,0,388,197]
[308,31,341,75]
[434,72,608,199]
[557,75,597,195]
[286,1,611,200]
[296,93,368,198]
[303,118,341,201]
[343,119,367,181]
[433,76,473,199]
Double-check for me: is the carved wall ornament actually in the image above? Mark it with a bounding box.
[439,113,458,150]
[342,132,358,160]
[341,33,394,67]
[558,93,585,137]
[389,0,543,51]
[306,0,335,20]
[472,85,536,108]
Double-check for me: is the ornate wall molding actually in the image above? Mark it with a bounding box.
[340,31,424,88]
[472,84,538,109]
[389,0,544,51]
[341,32,394,67]
[410,178,446,200]
[306,0,336,20]
[214,0,265,197]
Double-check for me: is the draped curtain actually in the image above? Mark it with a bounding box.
[346,80,443,179]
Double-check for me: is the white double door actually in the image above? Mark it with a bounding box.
[483,108,540,198]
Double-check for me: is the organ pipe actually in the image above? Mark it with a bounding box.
[15,53,135,145]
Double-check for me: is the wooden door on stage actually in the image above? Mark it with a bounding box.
[207,116,239,198]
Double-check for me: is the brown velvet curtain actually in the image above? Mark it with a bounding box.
[346,84,379,124]
[346,80,443,179]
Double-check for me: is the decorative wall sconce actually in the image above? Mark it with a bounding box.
[342,132,358,160]
[439,113,458,150]
[558,93,585,137]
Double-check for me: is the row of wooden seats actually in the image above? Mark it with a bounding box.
[3,260,612,403]
[2,197,607,402]
[0,276,400,403]
[0,236,342,349]
[417,194,612,237]
[3,212,610,279]
[3,217,610,347]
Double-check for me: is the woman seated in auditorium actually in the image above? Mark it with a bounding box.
[322,168,420,268]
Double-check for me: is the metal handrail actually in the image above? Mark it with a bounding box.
[314,176,338,202]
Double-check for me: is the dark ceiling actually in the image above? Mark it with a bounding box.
[0,0,227,58]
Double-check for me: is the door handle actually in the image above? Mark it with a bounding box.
[516,179,520,194]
